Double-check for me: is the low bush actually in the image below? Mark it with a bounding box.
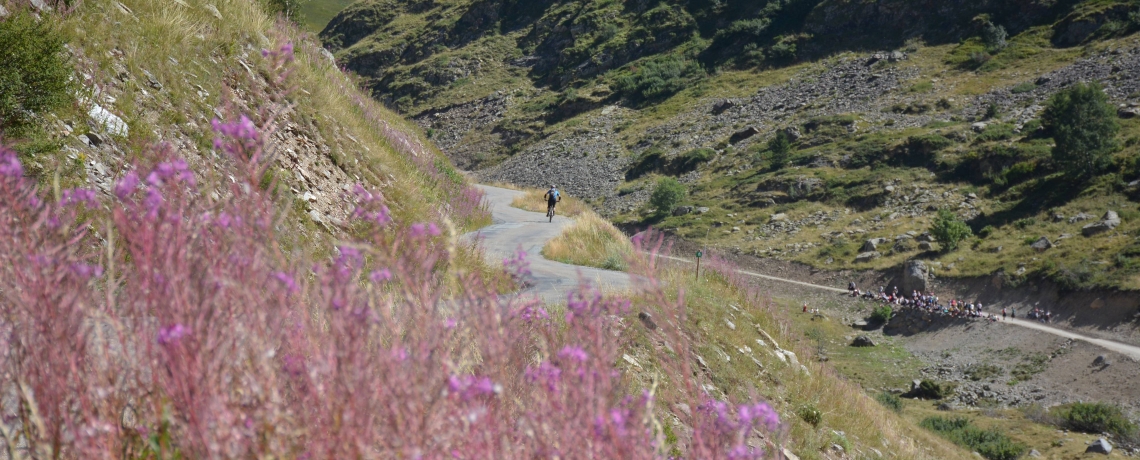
[965,363,1004,381]
[797,404,823,427]
[614,54,704,101]
[930,209,973,252]
[876,392,904,413]
[0,11,75,137]
[677,147,715,173]
[912,380,956,400]
[1011,82,1036,94]
[920,416,1026,460]
[649,177,687,216]
[1051,402,1139,439]
[869,305,894,324]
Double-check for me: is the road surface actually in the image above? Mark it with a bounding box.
[464,185,634,304]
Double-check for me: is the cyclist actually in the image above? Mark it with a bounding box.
[544,185,561,219]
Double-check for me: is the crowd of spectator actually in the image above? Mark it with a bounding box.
[846,283,1053,323]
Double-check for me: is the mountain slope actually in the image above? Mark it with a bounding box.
[320,0,1140,291]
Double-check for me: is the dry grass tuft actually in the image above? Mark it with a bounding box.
[543,212,633,271]
[510,188,590,217]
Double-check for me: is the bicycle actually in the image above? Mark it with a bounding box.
[546,201,556,222]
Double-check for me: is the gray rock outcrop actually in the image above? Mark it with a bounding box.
[855,251,881,263]
[902,260,928,293]
[1030,237,1052,252]
[1082,211,1120,236]
[1086,438,1112,455]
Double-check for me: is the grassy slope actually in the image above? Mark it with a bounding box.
[46,0,492,284]
[307,0,1140,291]
[620,260,973,459]
[298,0,355,32]
[634,34,1140,290]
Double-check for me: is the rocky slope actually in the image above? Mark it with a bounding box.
[16,0,482,253]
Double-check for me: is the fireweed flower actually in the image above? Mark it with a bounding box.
[70,263,104,280]
[272,272,296,293]
[557,346,588,363]
[157,324,188,345]
[114,171,140,199]
[369,268,392,283]
[0,150,23,178]
[410,222,440,238]
[524,361,562,393]
[61,188,98,208]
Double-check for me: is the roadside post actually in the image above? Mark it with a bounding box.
[695,250,703,281]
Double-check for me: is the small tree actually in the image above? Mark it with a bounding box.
[767,131,791,170]
[930,209,972,252]
[649,177,686,216]
[1043,82,1119,180]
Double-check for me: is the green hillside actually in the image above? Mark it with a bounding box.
[315,0,1140,290]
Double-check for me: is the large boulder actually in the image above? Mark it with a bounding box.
[672,206,694,216]
[1082,211,1120,237]
[855,251,882,263]
[851,335,876,347]
[902,260,928,293]
[729,127,760,144]
[1030,237,1052,252]
[1086,438,1112,455]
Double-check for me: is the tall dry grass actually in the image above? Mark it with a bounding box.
[543,212,634,271]
[510,188,590,217]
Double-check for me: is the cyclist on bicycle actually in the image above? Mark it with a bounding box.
[544,185,561,216]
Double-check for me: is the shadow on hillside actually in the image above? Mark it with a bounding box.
[968,175,1084,230]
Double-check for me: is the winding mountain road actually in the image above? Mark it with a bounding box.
[464,185,634,304]
[467,184,1140,360]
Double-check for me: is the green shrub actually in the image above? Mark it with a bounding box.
[876,392,903,413]
[677,148,714,172]
[766,131,791,170]
[262,0,302,21]
[978,225,996,238]
[1043,82,1120,180]
[1011,82,1036,94]
[649,177,686,217]
[1013,217,1036,230]
[920,416,1027,460]
[965,363,1003,381]
[797,404,822,427]
[869,305,893,324]
[930,209,973,252]
[1051,402,1139,439]
[977,123,1015,142]
[614,54,704,101]
[0,12,75,137]
[913,380,956,400]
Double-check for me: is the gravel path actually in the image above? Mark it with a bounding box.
[464,185,634,304]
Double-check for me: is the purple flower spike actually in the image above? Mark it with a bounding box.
[61,188,99,208]
[558,346,588,362]
[273,272,297,293]
[157,324,188,345]
[114,171,140,199]
[0,152,24,178]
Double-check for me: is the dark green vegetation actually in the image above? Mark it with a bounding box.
[920,416,1027,460]
[1051,402,1139,440]
[649,177,686,217]
[0,12,74,138]
[875,392,904,413]
[1043,82,1121,180]
[912,380,956,400]
[931,209,974,252]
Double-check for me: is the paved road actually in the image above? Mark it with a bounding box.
[467,185,1140,360]
[464,185,633,304]
[657,254,1140,361]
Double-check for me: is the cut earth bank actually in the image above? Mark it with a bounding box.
[649,237,1140,420]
